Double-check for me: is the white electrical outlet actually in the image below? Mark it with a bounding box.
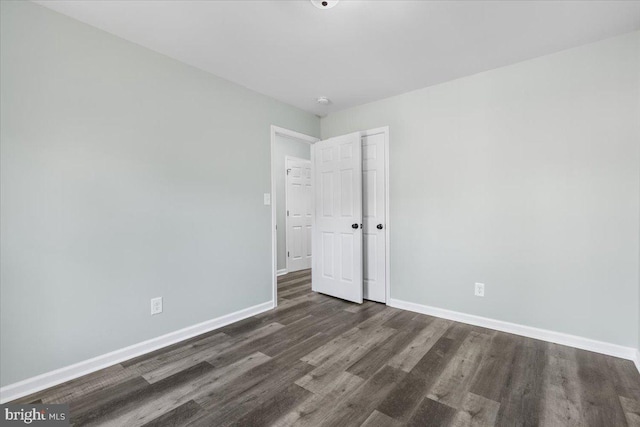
[151,297,163,315]
[263,193,271,205]
[475,283,485,297]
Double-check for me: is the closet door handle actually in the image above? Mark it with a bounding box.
[377,224,383,230]
[351,223,359,229]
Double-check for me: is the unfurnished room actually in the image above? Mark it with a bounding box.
[1,0,640,426]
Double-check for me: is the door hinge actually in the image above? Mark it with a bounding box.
[287,251,290,257]
[287,210,289,216]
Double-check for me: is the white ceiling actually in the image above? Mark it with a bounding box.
[36,0,640,116]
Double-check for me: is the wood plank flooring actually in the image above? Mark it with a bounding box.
[12,269,640,426]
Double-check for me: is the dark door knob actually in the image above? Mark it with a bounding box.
[377,224,383,230]
[352,223,359,229]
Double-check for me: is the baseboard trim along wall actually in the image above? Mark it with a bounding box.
[388,298,639,365]
[277,269,288,276]
[2,296,638,403]
[0,300,274,404]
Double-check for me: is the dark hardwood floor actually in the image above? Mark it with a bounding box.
[13,269,640,426]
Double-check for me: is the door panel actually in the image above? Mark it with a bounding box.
[286,156,312,272]
[364,233,377,281]
[321,232,334,278]
[321,172,333,216]
[362,133,386,302]
[305,225,312,257]
[363,170,377,217]
[313,132,363,303]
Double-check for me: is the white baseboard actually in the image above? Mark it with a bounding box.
[388,298,638,364]
[277,269,288,276]
[0,300,274,404]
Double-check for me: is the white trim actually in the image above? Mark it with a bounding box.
[635,350,640,374]
[270,126,319,308]
[271,126,319,145]
[388,298,638,362]
[310,144,316,290]
[277,268,288,276]
[360,127,390,304]
[384,128,390,305]
[0,300,273,404]
[284,155,312,274]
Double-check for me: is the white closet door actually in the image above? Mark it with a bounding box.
[362,133,386,302]
[312,132,363,303]
[286,157,312,272]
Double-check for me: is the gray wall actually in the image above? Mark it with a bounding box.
[322,31,640,348]
[0,1,319,386]
[274,136,311,271]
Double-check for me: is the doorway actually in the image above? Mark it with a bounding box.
[271,126,318,306]
[270,126,390,307]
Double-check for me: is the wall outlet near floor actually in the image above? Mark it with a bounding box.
[151,297,163,315]
[474,283,485,297]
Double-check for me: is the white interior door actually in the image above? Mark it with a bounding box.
[286,156,312,272]
[362,133,386,302]
[312,132,363,303]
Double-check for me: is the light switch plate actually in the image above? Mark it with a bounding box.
[264,193,271,205]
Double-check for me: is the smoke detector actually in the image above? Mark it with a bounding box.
[311,0,339,10]
[317,97,331,105]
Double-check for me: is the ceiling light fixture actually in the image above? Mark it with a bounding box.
[317,96,331,105]
[310,0,339,10]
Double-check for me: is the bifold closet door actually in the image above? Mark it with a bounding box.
[312,132,363,304]
[362,132,386,303]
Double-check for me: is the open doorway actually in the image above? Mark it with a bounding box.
[270,126,390,308]
[270,126,318,306]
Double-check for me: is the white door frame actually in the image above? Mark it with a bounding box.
[284,155,313,273]
[271,126,319,307]
[270,125,390,307]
